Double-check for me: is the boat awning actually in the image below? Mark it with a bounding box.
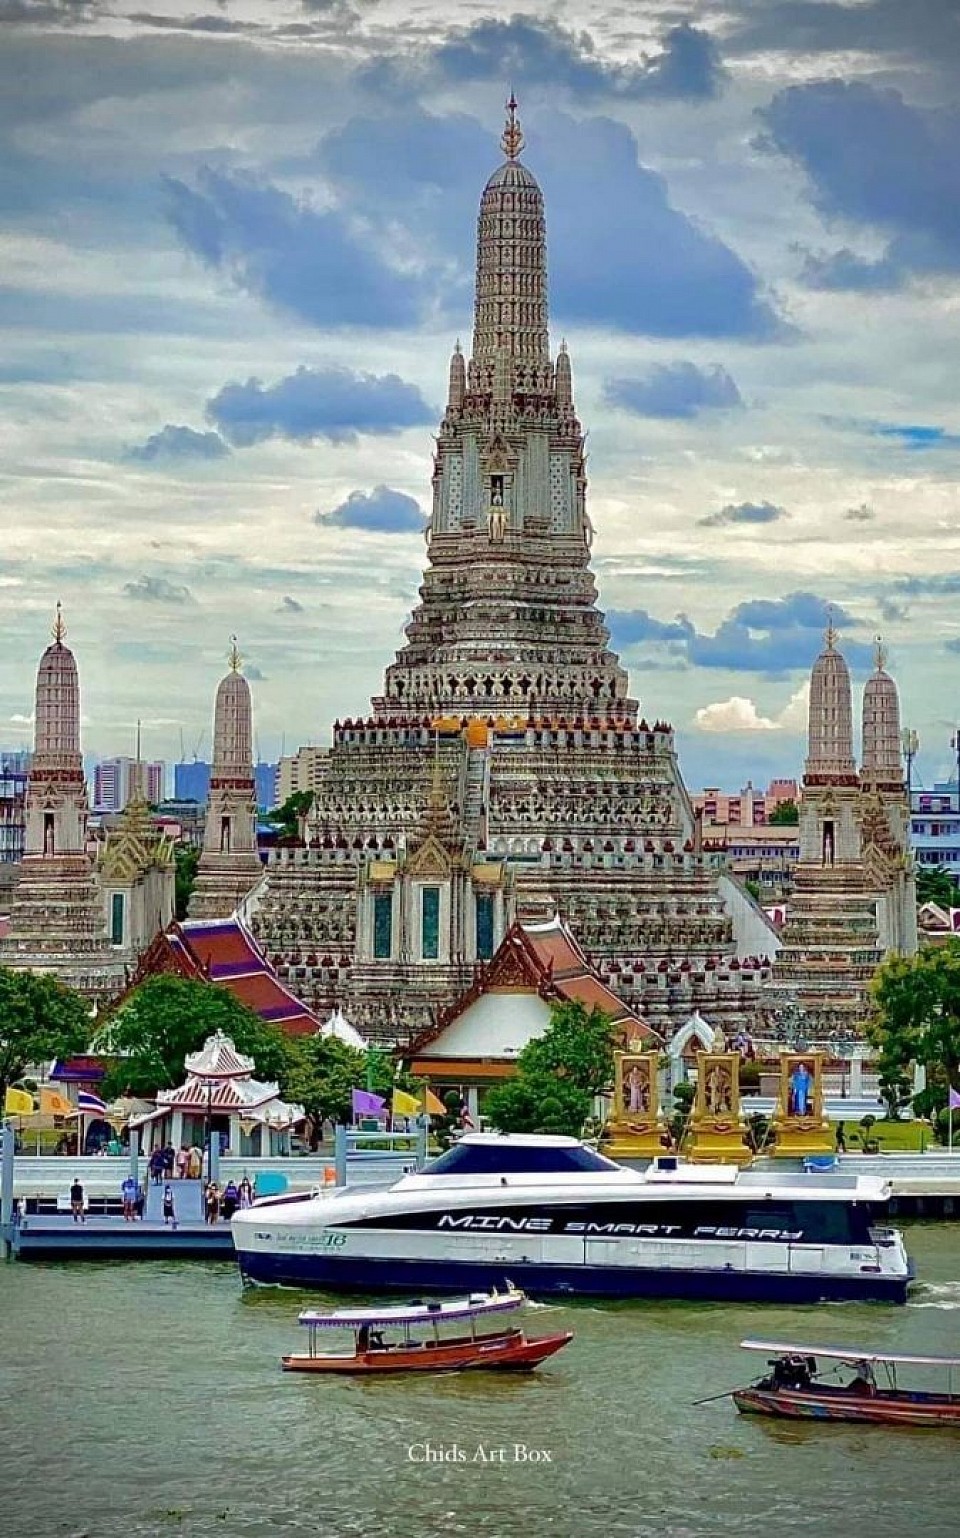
[740,1339,960,1367]
[298,1290,525,1329]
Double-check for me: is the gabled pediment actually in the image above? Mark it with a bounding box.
[405,833,453,878]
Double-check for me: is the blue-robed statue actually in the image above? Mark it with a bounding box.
[788,1061,813,1117]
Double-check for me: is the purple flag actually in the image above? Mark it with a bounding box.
[352,1088,386,1117]
[949,1087,960,1111]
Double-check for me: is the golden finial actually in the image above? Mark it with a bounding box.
[825,605,837,651]
[874,634,887,672]
[228,635,242,673]
[52,600,65,645]
[501,92,524,161]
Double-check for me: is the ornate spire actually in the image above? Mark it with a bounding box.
[824,606,837,651]
[805,623,856,783]
[472,102,549,368]
[874,634,887,672]
[52,600,65,646]
[501,93,524,160]
[862,638,903,786]
[229,635,242,674]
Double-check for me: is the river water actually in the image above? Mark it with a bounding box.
[1,1224,958,1538]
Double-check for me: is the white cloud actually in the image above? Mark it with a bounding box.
[695,683,809,733]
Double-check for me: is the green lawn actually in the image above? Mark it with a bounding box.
[838,1119,936,1152]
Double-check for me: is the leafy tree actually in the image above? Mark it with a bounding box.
[868,941,960,1119]
[0,967,91,1109]
[768,799,799,825]
[916,866,958,909]
[99,974,289,1098]
[483,1073,591,1138]
[268,791,314,843]
[174,844,200,920]
[482,1001,617,1135]
[281,1035,367,1132]
[519,1001,618,1096]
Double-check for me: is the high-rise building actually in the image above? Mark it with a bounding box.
[249,102,771,1043]
[174,759,211,805]
[254,761,278,813]
[93,757,165,811]
[0,751,30,865]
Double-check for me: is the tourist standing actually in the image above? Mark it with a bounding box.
[121,1175,138,1222]
[188,1145,202,1180]
[238,1176,254,1210]
[836,1122,847,1154]
[204,1181,221,1224]
[176,1145,190,1179]
[162,1184,177,1228]
[162,1144,175,1179]
[221,1179,239,1221]
[149,1147,165,1185]
[70,1177,85,1224]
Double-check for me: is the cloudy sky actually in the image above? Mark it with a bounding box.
[1,0,959,792]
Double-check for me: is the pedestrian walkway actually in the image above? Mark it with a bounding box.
[145,1177,203,1223]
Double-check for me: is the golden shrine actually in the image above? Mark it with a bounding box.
[770,1052,833,1157]
[601,1049,670,1159]
[683,1051,752,1166]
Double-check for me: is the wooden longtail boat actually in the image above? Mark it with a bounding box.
[732,1340,960,1428]
[281,1285,573,1374]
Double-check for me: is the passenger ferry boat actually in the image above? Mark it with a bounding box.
[231,1133,912,1304]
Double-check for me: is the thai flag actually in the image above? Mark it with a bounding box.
[77,1090,107,1115]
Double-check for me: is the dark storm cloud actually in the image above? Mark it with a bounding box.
[122,575,196,605]
[165,168,430,329]
[604,362,743,419]
[125,424,230,465]
[278,596,304,614]
[759,82,960,290]
[0,0,97,22]
[411,17,725,101]
[607,591,869,674]
[726,0,960,69]
[318,486,425,534]
[698,500,786,527]
[322,107,781,340]
[205,366,433,447]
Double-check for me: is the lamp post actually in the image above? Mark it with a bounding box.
[901,727,919,804]
[952,729,960,815]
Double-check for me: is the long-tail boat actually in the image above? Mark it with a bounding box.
[732,1339,960,1427]
[281,1285,572,1374]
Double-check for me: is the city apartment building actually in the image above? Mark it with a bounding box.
[93,757,165,812]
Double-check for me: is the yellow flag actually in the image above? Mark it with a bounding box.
[4,1087,35,1115]
[392,1088,422,1118]
[422,1088,447,1117]
[40,1086,77,1117]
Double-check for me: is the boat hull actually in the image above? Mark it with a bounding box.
[281,1330,573,1374]
[235,1249,910,1305]
[733,1387,960,1427]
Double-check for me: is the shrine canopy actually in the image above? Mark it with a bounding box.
[321,1008,368,1051]
[408,917,658,1088]
[130,1030,305,1158]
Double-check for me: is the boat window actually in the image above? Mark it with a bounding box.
[421,1143,622,1176]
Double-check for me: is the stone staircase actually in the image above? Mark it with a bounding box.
[462,746,488,853]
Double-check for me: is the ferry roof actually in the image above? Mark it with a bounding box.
[298,1289,525,1329]
[741,1340,960,1367]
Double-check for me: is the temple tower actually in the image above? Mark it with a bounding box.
[0,606,124,996]
[769,623,883,1037]
[254,103,775,1042]
[188,639,263,919]
[859,642,917,956]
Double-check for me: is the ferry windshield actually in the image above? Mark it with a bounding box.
[421,1143,622,1176]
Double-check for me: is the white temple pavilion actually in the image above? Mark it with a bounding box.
[321,1008,368,1051]
[132,1030,305,1158]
